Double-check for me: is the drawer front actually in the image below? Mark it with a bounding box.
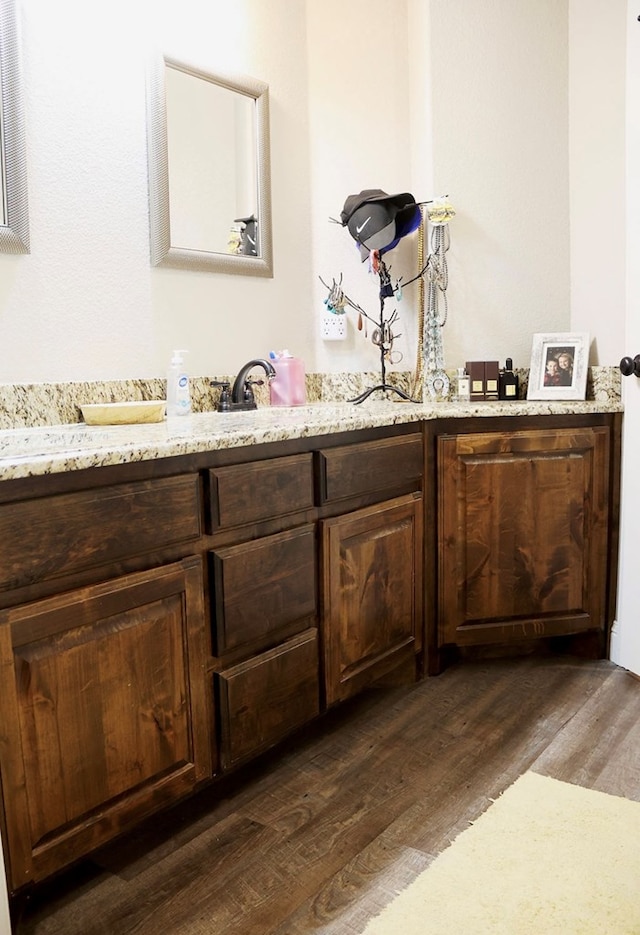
[0,475,201,592]
[206,453,314,531]
[210,524,317,654]
[317,434,423,503]
[217,628,320,769]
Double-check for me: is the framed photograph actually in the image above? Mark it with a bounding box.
[526,332,590,401]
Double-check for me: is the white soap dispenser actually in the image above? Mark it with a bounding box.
[166,349,191,417]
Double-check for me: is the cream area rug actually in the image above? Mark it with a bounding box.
[362,771,640,934]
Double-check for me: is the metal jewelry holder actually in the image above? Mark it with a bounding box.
[348,258,419,404]
[319,258,420,405]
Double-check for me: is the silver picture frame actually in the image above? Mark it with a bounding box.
[526,332,590,401]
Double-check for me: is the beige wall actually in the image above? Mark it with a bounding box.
[569,0,626,364]
[428,0,571,371]
[0,0,317,382]
[0,0,626,385]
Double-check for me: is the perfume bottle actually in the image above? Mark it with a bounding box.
[453,367,471,402]
[498,358,519,400]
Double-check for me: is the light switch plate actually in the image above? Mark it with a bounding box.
[321,313,347,341]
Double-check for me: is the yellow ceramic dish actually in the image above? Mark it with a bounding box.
[80,401,167,425]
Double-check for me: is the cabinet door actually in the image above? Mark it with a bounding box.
[0,557,212,892]
[438,427,610,648]
[321,494,423,706]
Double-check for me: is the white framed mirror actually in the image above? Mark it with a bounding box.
[146,55,272,277]
[0,0,29,255]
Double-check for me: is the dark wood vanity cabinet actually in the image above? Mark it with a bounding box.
[434,417,618,668]
[0,413,621,898]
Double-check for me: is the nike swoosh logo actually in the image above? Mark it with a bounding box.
[355,217,371,235]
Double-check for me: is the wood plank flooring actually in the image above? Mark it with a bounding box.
[14,655,640,935]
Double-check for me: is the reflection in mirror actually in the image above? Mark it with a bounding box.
[0,0,30,254]
[146,55,272,277]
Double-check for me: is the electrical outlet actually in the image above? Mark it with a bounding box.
[321,313,347,341]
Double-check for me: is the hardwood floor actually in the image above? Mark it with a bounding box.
[14,655,640,934]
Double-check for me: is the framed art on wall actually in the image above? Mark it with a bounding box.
[526,332,590,401]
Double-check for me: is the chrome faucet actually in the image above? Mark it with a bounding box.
[213,358,276,412]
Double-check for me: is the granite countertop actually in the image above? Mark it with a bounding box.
[0,398,623,483]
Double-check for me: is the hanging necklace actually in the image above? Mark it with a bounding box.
[423,223,451,400]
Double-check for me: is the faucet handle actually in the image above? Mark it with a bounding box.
[242,381,257,405]
[210,380,231,412]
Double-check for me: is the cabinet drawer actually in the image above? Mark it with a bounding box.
[317,434,423,503]
[0,475,201,592]
[210,524,316,654]
[206,453,314,531]
[217,628,320,769]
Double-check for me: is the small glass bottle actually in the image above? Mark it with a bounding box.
[498,358,519,400]
[453,367,471,402]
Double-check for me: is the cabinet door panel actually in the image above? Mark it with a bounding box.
[0,558,212,891]
[322,494,423,705]
[438,427,610,647]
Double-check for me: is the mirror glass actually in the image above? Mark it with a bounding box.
[147,56,272,277]
[0,0,30,254]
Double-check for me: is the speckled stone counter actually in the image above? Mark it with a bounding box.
[0,366,622,429]
[0,394,623,482]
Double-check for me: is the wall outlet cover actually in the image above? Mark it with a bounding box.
[321,313,347,341]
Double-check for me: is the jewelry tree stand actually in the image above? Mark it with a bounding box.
[349,257,420,404]
[320,256,420,405]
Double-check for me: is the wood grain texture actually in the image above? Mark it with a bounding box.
[217,628,320,769]
[210,524,317,655]
[322,494,423,706]
[317,434,423,504]
[0,475,201,593]
[438,426,610,647]
[14,656,640,935]
[1,558,212,891]
[206,454,314,531]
